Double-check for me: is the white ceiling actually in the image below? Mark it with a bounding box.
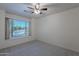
[0,3,79,18]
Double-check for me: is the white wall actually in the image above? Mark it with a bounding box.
[36,7,79,52]
[0,10,35,49]
[31,18,37,40]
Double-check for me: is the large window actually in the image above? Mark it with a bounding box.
[5,17,31,40]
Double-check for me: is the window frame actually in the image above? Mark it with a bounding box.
[5,17,31,40]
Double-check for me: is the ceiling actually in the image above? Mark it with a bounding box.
[0,3,79,18]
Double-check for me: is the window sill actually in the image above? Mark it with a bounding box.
[10,36,31,40]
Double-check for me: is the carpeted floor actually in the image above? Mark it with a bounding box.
[0,40,79,56]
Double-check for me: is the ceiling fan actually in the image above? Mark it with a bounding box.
[24,3,47,14]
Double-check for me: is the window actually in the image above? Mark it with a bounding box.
[5,17,31,40]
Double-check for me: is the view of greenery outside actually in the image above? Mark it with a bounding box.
[11,19,29,37]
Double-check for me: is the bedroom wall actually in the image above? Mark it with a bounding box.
[36,7,79,52]
[0,10,35,49]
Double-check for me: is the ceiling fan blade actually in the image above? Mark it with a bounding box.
[27,7,34,9]
[41,8,47,11]
[24,10,28,12]
[24,10,34,13]
[32,12,34,13]
[40,12,42,14]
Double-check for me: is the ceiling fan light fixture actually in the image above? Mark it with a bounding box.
[34,10,40,14]
[26,3,47,14]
